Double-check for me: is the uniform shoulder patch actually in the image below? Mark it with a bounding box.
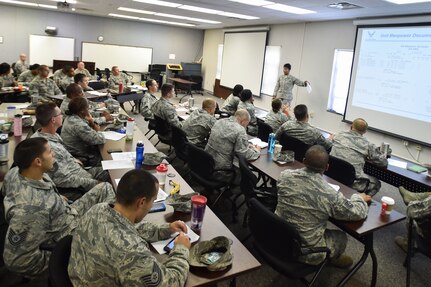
[8,229,28,247]
[141,262,162,287]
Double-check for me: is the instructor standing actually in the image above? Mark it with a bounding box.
[273,63,309,106]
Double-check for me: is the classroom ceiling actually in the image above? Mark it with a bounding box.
[2,0,431,29]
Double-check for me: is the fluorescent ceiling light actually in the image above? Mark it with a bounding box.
[139,17,168,23]
[108,13,139,20]
[133,0,181,8]
[178,5,223,14]
[168,21,195,27]
[228,0,274,6]
[264,3,316,14]
[0,0,37,7]
[385,0,431,3]
[155,12,221,24]
[118,7,155,14]
[219,12,259,20]
[139,17,195,27]
[38,4,57,9]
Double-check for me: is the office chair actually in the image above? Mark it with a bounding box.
[257,120,273,142]
[153,115,172,151]
[238,155,277,227]
[48,235,73,287]
[170,125,189,163]
[186,143,239,221]
[145,118,157,139]
[88,81,107,90]
[279,133,309,162]
[248,198,330,287]
[405,216,431,287]
[104,68,111,81]
[95,68,102,81]
[324,155,370,192]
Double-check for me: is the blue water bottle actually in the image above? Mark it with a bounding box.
[136,141,144,169]
[268,133,276,153]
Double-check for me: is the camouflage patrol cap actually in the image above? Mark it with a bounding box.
[143,152,167,166]
[165,192,198,213]
[189,236,233,271]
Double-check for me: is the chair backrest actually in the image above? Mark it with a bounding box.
[324,155,356,186]
[237,155,259,200]
[248,198,302,262]
[257,120,273,142]
[88,81,107,91]
[171,125,188,151]
[104,68,110,80]
[186,143,215,178]
[153,115,171,136]
[48,235,73,287]
[279,133,309,162]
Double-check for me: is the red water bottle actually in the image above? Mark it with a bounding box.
[119,82,123,93]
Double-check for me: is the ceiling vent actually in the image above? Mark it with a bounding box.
[328,2,363,10]
[57,1,71,9]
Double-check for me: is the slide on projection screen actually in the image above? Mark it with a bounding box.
[345,24,431,145]
[220,31,267,96]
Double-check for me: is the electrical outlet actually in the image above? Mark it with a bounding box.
[403,141,409,147]
[416,145,422,151]
[309,112,315,118]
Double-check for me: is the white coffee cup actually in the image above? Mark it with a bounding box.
[274,144,282,158]
[381,196,395,215]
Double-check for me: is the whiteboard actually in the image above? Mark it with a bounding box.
[82,42,152,73]
[29,35,75,66]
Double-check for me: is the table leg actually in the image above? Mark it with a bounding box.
[337,234,376,287]
[179,85,193,103]
[229,277,237,287]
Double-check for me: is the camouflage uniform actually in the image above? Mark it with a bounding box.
[408,195,431,240]
[14,60,28,76]
[205,117,260,170]
[52,69,65,85]
[238,101,258,136]
[182,108,216,147]
[264,110,290,132]
[61,115,106,163]
[275,167,368,265]
[31,130,108,190]
[60,96,106,125]
[275,120,332,150]
[2,167,115,277]
[68,203,189,286]
[330,130,387,196]
[273,74,306,105]
[151,97,182,128]
[75,68,92,78]
[0,74,15,88]
[18,70,36,85]
[140,92,158,119]
[29,76,61,102]
[221,94,240,115]
[108,73,130,89]
[58,76,74,91]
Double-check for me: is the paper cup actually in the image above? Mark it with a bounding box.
[274,144,282,158]
[381,196,395,215]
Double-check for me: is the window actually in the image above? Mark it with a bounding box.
[216,44,223,80]
[261,46,281,96]
[327,49,353,115]
[215,44,281,96]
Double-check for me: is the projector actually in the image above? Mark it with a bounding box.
[57,1,70,9]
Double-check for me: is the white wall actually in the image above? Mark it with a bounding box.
[202,20,431,163]
[0,5,203,66]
